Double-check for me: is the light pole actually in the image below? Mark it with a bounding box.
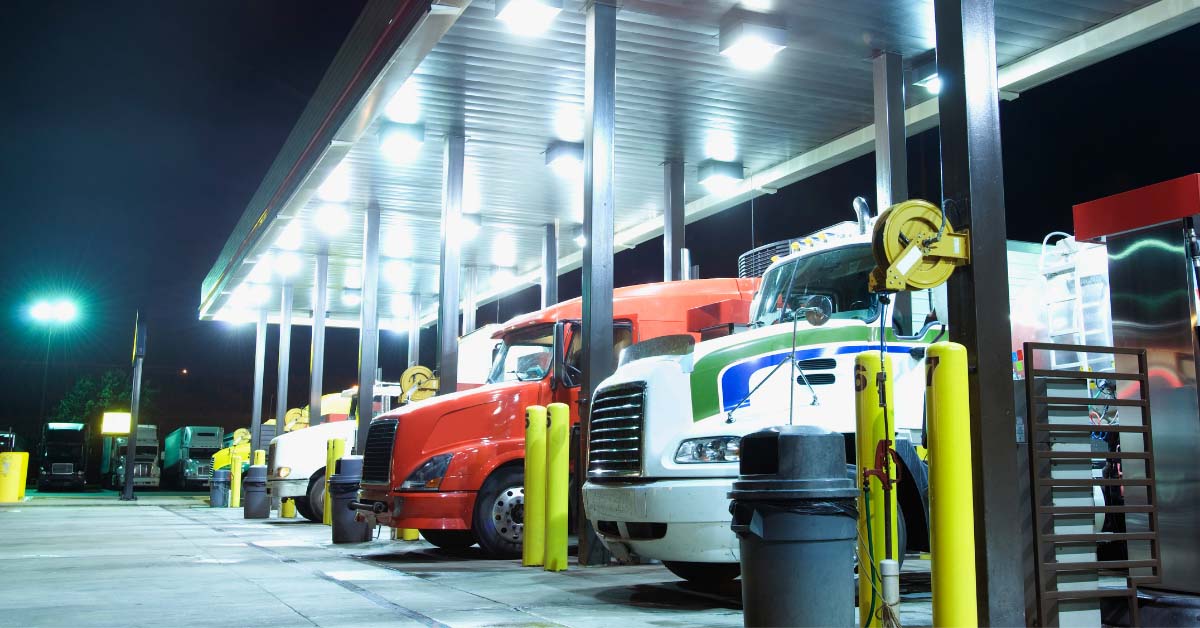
[30,299,78,420]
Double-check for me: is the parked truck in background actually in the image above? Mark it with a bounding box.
[581,218,1047,584]
[163,426,223,489]
[356,279,760,556]
[269,325,503,523]
[36,422,88,491]
[101,424,161,489]
[0,429,21,453]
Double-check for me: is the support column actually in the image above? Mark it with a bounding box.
[250,308,267,451]
[933,0,1024,624]
[407,294,421,367]
[873,51,912,334]
[663,159,685,281]
[437,134,465,395]
[267,283,293,453]
[542,223,558,308]
[462,266,477,335]
[578,0,617,566]
[356,198,382,455]
[309,251,329,425]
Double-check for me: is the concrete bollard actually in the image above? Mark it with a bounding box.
[926,342,978,627]
[230,455,243,508]
[854,352,899,627]
[253,449,266,466]
[523,405,548,567]
[545,402,569,572]
[281,497,296,518]
[323,438,345,526]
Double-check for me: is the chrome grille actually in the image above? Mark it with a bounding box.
[361,419,397,484]
[51,463,73,475]
[134,463,150,477]
[738,239,797,278]
[587,383,646,479]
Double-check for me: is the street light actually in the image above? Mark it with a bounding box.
[28,297,79,421]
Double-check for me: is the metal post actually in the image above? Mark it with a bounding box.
[542,223,558,308]
[120,320,146,501]
[268,283,293,453]
[251,307,267,448]
[933,0,1024,624]
[462,266,477,335]
[356,198,382,455]
[407,293,421,367]
[437,134,465,396]
[663,159,685,281]
[309,251,329,425]
[578,0,617,566]
[873,51,911,334]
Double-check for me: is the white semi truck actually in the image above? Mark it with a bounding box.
[101,424,161,489]
[582,216,1050,584]
[268,325,502,522]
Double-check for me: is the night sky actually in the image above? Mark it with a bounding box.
[2,4,1199,447]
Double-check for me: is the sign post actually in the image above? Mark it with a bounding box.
[120,314,146,502]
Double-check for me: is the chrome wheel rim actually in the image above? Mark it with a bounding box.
[491,485,524,545]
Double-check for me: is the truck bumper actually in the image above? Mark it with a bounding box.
[357,485,474,530]
[268,478,307,499]
[583,477,738,564]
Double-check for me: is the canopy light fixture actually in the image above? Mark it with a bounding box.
[341,288,362,307]
[574,226,587,248]
[379,122,426,164]
[233,283,271,307]
[275,252,303,278]
[494,233,517,267]
[249,254,274,283]
[495,0,562,36]
[383,260,410,286]
[459,213,482,242]
[719,9,787,71]
[384,80,421,124]
[698,158,745,193]
[493,267,517,285]
[343,266,362,290]
[554,104,583,142]
[911,52,940,95]
[545,140,584,179]
[313,203,348,237]
[318,162,352,202]
[275,220,304,250]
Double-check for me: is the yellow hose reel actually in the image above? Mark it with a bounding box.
[868,199,970,292]
[400,365,439,403]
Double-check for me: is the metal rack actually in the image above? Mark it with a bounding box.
[1023,342,1160,627]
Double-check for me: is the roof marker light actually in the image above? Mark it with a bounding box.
[495,0,563,37]
[719,10,787,71]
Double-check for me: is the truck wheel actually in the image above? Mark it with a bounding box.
[304,470,326,523]
[663,561,741,586]
[293,497,316,522]
[472,466,524,558]
[420,529,476,550]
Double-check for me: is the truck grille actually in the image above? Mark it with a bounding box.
[51,463,73,475]
[738,238,798,278]
[587,383,646,479]
[134,463,151,477]
[361,419,398,484]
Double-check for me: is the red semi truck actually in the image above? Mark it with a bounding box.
[356,278,758,557]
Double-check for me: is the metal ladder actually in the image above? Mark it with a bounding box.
[1040,241,1113,372]
[1023,342,1160,627]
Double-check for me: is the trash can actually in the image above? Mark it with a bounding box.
[330,456,372,544]
[0,452,30,504]
[243,464,269,519]
[729,425,858,628]
[210,468,230,508]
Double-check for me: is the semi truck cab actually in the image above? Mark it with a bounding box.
[357,278,759,558]
[163,426,223,490]
[37,422,88,491]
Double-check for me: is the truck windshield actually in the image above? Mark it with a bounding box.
[488,325,554,384]
[749,243,880,327]
[136,446,157,457]
[190,448,218,459]
[44,443,83,458]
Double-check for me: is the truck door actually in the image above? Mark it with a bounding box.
[553,320,635,419]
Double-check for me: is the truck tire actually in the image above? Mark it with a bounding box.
[304,470,325,523]
[472,465,524,558]
[663,561,741,586]
[293,497,316,522]
[420,529,476,550]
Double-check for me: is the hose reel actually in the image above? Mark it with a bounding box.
[400,365,439,403]
[868,199,970,293]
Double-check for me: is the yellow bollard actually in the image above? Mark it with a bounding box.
[854,352,899,628]
[523,405,548,567]
[281,498,296,518]
[926,342,978,627]
[323,438,345,526]
[230,454,243,508]
[253,449,266,466]
[0,452,30,504]
[544,402,569,571]
[402,528,419,541]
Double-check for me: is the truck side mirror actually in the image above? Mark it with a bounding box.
[552,320,565,390]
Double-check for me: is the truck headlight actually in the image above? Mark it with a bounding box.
[674,436,741,463]
[400,454,453,491]
[275,466,291,479]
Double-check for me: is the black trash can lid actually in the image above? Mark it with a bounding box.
[212,468,231,480]
[244,464,268,481]
[335,455,364,476]
[729,425,856,501]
